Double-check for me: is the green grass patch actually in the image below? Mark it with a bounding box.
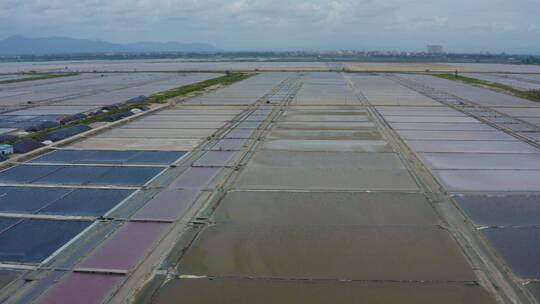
[436,73,540,103]
[147,72,253,103]
[4,72,253,145]
[0,73,79,85]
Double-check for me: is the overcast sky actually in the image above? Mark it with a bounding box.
[1,0,539,53]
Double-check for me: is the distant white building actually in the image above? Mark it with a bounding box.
[427,45,444,54]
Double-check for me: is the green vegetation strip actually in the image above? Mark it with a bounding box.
[4,72,253,145]
[436,73,540,103]
[148,72,252,103]
[0,73,79,85]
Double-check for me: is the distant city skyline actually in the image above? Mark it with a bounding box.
[1,0,539,54]
[1,35,539,57]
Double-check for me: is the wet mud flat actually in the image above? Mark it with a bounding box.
[177,224,475,281]
[152,278,494,304]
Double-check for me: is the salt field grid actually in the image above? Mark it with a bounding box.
[5,59,540,74]
[0,70,299,303]
[463,73,540,90]
[0,72,220,134]
[363,73,540,302]
[0,61,332,74]
[141,72,495,304]
[2,63,540,303]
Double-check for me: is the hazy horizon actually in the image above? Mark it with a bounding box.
[1,0,539,54]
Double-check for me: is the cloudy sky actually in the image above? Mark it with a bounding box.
[1,0,539,53]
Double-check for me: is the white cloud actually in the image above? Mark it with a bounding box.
[0,0,538,52]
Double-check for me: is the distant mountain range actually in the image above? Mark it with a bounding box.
[0,36,221,55]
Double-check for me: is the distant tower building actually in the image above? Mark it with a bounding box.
[427,45,444,54]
